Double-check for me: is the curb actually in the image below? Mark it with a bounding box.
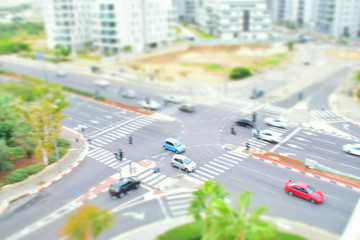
[0,127,89,215]
[251,153,360,192]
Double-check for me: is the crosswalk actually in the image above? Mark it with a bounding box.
[310,109,346,123]
[160,105,179,115]
[258,104,288,116]
[165,192,193,218]
[90,117,156,147]
[87,148,132,169]
[188,151,248,181]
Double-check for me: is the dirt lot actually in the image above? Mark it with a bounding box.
[122,44,289,83]
[327,50,360,60]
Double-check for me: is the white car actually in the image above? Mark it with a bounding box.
[263,118,289,129]
[171,154,197,172]
[56,71,66,77]
[253,129,283,144]
[121,90,137,99]
[342,144,360,156]
[139,99,161,110]
[163,95,184,103]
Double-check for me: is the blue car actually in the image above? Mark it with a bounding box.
[163,138,186,153]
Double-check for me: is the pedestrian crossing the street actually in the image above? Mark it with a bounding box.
[258,104,288,116]
[91,117,156,147]
[165,192,193,218]
[311,109,346,123]
[189,151,248,182]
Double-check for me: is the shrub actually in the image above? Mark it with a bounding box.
[0,41,30,55]
[6,168,29,184]
[0,161,14,172]
[56,138,70,148]
[229,67,252,80]
[48,153,57,164]
[58,147,67,157]
[26,163,46,175]
[9,146,26,160]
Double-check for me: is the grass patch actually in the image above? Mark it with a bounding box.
[206,64,221,70]
[265,59,281,65]
[77,55,102,62]
[157,221,307,240]
[274,53,287,58]
[184,25,214,39]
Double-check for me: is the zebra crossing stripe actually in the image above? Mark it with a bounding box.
[87,148,105,157]
[228,151,248,158]
[198,167,220,176]
[102,157,117,165]
[116,129,132,135]
[217,156,238,164]
[169,204,190,211]
[98,153,115,162]
[196,169,216,178]
[147,175,167,185]
[102,135,118,140]
[166,193,193,200]
[90,150,109,159]
[208,161,230,170]
[130,122,147,127]
[248,139,267,146]
[136,119,153,124]
[110,160,130,168]
[107,132,120,138]
[204,164,225,173]
[191,172,210,180]
[213,158,234,167]
[124,125,140,131]
[136,170,153,179]
[167,199,191,205]
[223,154,243,161]
[141,172,159,182]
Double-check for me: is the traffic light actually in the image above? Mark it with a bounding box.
[252,112,257,122]
[118,149,123,161]
[231,127,236,135]
[128,135,133,145]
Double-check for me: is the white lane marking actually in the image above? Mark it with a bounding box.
[306,154,328,160]
[338,163,360,171]
[167,199,191,205]
[217,156,238,164]
[258,186,276,194]
[312,146,339,154]
[312,138,336,145]
[324,194,340,200]
[270,127,301,152]
[196,170,215,178]
[223,154,244,161]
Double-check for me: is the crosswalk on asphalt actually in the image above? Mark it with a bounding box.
[90,117,156,147]
[189,151,248,182]
[87,148,132,169]
[258,104,288,116]
[165,192,193,218]
[160,105,179,115]
[310,109,346,123]
[135,168,174,189]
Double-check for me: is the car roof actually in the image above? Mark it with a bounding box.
[238,119,252,122]
[173,154,188,160]
[293,181,309,188]
[165,138,178,143]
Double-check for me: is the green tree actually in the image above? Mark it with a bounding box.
[286,40,296,51]
[0,139,12,171]
[59,204,115,240]
[54,44,71,60]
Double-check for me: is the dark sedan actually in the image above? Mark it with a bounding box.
[109,177,140,198]
[235,119,254,128]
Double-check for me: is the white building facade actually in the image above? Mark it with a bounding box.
[43,0,176,54]
[195,0,271,41]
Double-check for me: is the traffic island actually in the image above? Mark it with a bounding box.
[251,151,360,191]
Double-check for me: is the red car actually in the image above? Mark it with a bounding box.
[284,180,324,204]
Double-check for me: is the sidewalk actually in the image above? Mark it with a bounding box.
[0,127,88,215]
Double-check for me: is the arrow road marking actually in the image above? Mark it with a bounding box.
[294,137,310,142]
[122,212,145,220]
[286,144,303,149]
[279,152,296,157]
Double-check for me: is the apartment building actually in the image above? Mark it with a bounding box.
[43,0,176,54]
[271,0,360,39]
[175,0,196,23]
[195,0,271,41]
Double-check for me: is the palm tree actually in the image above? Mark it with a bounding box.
[59,204,115,240]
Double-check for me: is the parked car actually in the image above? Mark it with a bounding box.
[284,180,324,204]
[56,71,66,77]
[171,154,197,172]
[139,99,161,110]
[179,103,195,112]
[109,177,140,198]
[163,138,186,153]
[342,143,360,156]
[263,118,289,129]
[235,119,254,128]
[122,89,137,99]
[250,89,264,99]
[163,95,184,103]
[252,129,282,144]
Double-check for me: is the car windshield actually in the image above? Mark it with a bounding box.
[306,185,315,194]
[183,158,192,165]
[174,141,182,147]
